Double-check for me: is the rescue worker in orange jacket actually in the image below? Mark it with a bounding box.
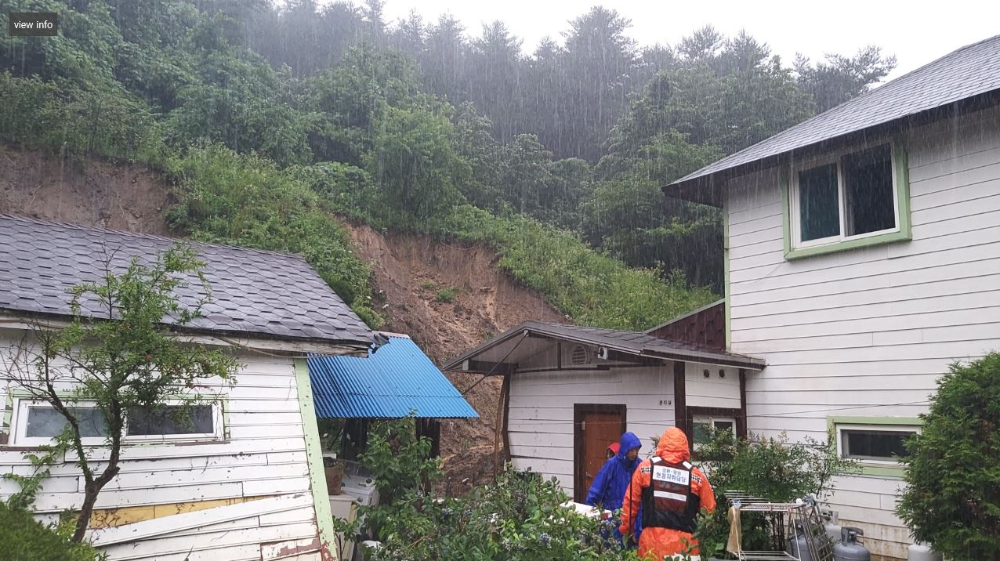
[619,427,716,559]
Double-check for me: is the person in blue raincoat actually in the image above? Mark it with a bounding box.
[585,431,642,545]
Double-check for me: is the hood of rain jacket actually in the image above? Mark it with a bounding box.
[656,427,690,464]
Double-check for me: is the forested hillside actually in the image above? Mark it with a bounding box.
[0,0,895,330]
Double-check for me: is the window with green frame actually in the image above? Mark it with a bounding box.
[783,139,911,260]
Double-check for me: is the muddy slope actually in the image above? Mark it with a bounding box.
[0,146,172,234]
[345,223,565,490]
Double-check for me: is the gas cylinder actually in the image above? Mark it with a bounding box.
[907,542,942,561]
[787,522,813,561]
[833,527,870,561]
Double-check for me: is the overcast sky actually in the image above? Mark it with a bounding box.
[376,0,999,79]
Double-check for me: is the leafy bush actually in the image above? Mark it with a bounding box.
[694,430,856,558]
[165,144,382,327]
[435,287,459,303]
[341,418,640,561]
[434,205,717,331]
[0,503,105,561]
[897,353,1000,561]
[0,73,166,163]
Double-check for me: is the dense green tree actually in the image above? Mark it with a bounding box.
[795,46,897,112]
[366,104,469,220]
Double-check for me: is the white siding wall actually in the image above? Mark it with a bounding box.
[0,332,323,560]
[726,104,1000,559]
[508,364,676,497]
[685,362,741,409]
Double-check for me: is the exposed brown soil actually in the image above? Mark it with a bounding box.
[0,146,172,234]
[344,223,565,493]
[0,146,567,494]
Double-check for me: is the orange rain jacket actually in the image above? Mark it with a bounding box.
[619,427,716,559]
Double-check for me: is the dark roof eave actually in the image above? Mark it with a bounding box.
[443,321,765,373]
[0,308,372,352]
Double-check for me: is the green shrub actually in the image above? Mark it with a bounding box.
[165,144,382,327]
[419,280,438,290]
[694,430,856,558]
[0,503,105,561]
[341,419,640,561]
[897,353,1000,561]
[435,286,458,303]
[0,73,166,163]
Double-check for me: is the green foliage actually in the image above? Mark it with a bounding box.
[429,206,716,330]
[3,432,71,511]
[694,430,857,558]
[897,353,1000,561]
[339,419,640,560]
[0,502,105,561]
[366,103,468,220]
[361,418,443,507]
[0,72,166,162]
[419,280,438,290]
[435,286,459,303]
[6,246,240,541]
[165,144,382,327]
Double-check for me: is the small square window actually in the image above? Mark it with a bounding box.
[790,141,902,252]
[837,424,918,463]
[692,415,737,450]
[127,404,215,436]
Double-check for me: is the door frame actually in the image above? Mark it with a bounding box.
[573,403,627,503]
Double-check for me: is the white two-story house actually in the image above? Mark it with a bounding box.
[666,34,1000,560]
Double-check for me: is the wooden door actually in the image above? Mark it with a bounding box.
[574,404,627,503]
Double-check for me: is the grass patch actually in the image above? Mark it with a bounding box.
[435,286,459,303]
[419,280,438,290]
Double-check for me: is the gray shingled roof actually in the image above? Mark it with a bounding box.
[443,320,764,371]
[668,34,1000,197]
[0,215,372,347]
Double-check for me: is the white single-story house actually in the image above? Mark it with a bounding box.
[665,34,1000,560]
[0,214,373,560]
[442,313,764,503]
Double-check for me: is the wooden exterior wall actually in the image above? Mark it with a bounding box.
[0,332,330,560]
[647,301,726,351]
[724,103,1000,560]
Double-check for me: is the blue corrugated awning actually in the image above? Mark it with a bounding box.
[308,335,479,419]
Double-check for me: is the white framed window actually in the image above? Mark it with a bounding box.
[692,415,737,450]
[8,398,224,446]
[836,423,919,465]
[11,399,108,447]
[125,402,223,443]
[789,141,901,250]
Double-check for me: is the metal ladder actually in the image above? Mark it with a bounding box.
[798,497,834,561]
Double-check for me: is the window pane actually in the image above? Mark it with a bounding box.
[127,405,214,436]
[713,420,735,433]
[843,144,896,236]
[26,406,106,438]
[844,429,913,460]
[798,163,840,241]
[693,421,712,445]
